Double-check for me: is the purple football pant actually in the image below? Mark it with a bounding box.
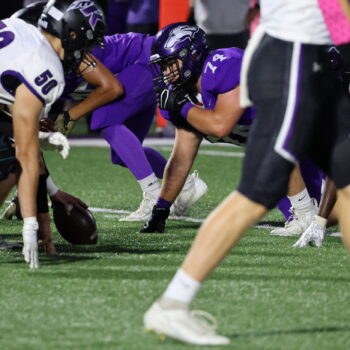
[99,104,167,180]
[277,159,324,220]
[91,63,167,181]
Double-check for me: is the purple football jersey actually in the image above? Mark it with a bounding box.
[92,33,154,73]
[201,47,255,145]
[161,47,255,146]
[62,33,154,98]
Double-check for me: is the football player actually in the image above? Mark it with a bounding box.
[0,0,106,268]
[53,25,207,222]
[143,0,350,344]
[140,23,322,234]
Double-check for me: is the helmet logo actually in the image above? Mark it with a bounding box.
[164,25,199,49]
[69,0,104,30]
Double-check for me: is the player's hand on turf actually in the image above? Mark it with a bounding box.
[293,217,326,248]
[37,213,57,256]
[54,112,76,136]
[39,117,55,132]
[50,190,88,215]
[140,206,170,233]
[156,88,196,115]
[22,222,39,269]
[39,131,70,159]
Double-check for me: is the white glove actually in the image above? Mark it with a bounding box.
[293,215,327,248]
[39,131,70,159]
[22,221,39,269]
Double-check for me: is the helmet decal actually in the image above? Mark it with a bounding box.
[165,25,199,50]
[68,1,104,30]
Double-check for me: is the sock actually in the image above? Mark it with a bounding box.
[288,188,312,211]
[138,173,160,198]
[163,268,201,305]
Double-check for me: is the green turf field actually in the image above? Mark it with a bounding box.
[0,144,349,350]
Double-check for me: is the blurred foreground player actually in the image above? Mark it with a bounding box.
[0,0,106,268]
[143,1,350,345]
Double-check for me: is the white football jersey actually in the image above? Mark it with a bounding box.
[260,0,332,44]
[0,18,64,111]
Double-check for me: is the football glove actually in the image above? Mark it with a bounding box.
[140,206,170,233]
[39,131,70,159]
[54,111,76,136]
[293,215,327,248]
[156,88,196,117]
[22,221,39,269]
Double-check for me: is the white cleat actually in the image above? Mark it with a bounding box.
[271,199,318,237]
[144,299,230,346]
[293,215,327,248]
[119,192,156,222]
[173,171,208,216]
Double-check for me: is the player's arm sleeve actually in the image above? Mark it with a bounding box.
[203,56,243,96]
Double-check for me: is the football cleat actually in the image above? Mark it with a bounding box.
[1,197,22,220]
[144,298,230,345]
[271,199,318,237]
[173,171,208,216]
[293,215,327,248]
[119,192,157,222]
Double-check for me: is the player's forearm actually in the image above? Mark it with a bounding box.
[68,85,124,120]
[160,160,192,203]
[340,0,350,23]
[17,149,40,218]
[187,107,240,138]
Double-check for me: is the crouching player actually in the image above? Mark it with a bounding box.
[0,0,106,268]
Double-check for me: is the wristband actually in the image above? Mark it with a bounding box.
[156,197,172,209]
[46,176,58,196]
[180,102,195,119]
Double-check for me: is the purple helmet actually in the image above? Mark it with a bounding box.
[150,22,208,89]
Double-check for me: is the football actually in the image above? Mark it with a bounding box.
[52,201,98,245]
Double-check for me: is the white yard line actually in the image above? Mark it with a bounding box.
[89,207,342,236]
[69,138,244,157]
[69,137,240,148]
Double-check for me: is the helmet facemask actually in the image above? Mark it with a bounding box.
[150,23,209,91]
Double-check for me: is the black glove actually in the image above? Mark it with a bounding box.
[139,206,170,233]
[156,88,195,115]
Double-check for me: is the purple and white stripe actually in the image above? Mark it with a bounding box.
[274,42,303,164]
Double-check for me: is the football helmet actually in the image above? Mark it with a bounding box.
[11,2,45,26]
[150,22,208,90]
[38,0,106,72]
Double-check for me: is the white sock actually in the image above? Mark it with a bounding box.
[163,268,201,305]
[138,173,160,198]
[288,188,312,211]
